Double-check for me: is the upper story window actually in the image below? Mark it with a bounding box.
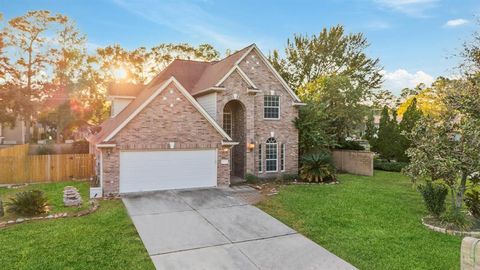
[264,95,280,119]
[223,107,233,137]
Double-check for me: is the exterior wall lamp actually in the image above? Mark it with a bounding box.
[247,143,255,151]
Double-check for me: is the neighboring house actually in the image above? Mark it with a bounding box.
[89,44,304,195]
[0,119,27,145]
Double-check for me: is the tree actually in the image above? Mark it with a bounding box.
[269,25,383,90]
[3,11,67,142]
[0,13,16,127]
[374,106,401,160]
[371,89,399,109]
[294,102,334,156]
[397,98,422,161]
[364,112,376,144]
[405,78,480,218]
[298,75,369,143]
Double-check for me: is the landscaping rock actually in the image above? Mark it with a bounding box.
[63,186,83,207]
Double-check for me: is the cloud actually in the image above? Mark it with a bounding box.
[444,18,469,27]
[365,20,392,30]
[381,69,435,95]
[110,0,246,50]
[373,0,438,17]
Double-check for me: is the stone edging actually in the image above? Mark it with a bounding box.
[0,200,99,229]
[421,217,480,237]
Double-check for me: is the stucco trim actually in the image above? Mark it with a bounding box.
[104,77,232,142]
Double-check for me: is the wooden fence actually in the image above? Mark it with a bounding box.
[0,145,94,184]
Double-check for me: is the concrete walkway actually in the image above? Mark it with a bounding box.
[122,188,356,270]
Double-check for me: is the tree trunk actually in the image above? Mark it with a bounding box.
[455,172,468,210]
[24,117,31,143]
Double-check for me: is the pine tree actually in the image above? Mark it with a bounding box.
[398,98,422,161]
[364,112,377,149]
[375,106,401,161]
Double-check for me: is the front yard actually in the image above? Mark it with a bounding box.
[0,183,154,269]
[258,171,462,270]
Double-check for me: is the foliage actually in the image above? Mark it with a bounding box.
[298,75,369,143]
[417,181,448,218]
[6,190,48,216]
[294,102,333,155]
[465,189,480,219]
[364,112,376,143]
[257,171,461,270]
[373,106,401,160]
[269,25,382,90]
[404,77,480,215]
[374,159,408,172]
[245,173,259,184]
[0,199,4,217]
[397,98,422,162]
[36,145,55,155]
[336,140,365,151]
[441,209,472,230]
[300,151,336,182]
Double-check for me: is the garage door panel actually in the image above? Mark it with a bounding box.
[120,150,217,193]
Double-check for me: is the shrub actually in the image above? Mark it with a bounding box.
[441,209,471,230]
[374,159,408,172]
[6,190,48,216]
[245,174,259,184]
[36,146,55,155]
[418,181,448,218]
[465,189,480,219]
[336,141,365,151]
[300,152,336,182]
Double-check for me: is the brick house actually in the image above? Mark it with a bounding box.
[89,44,304,195]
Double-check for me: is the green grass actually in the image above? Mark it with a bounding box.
[257,171,462,270]
[0,181,90,221]
[0,200,154,270]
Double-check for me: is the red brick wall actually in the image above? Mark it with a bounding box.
[101,82,230,195]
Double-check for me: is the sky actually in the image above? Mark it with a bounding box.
[1,0,479,95]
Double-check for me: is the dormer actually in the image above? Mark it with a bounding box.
[107,82,144,117]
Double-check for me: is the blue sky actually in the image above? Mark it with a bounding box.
[1,0,479,94]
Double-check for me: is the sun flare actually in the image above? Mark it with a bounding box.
[113,67,127,80]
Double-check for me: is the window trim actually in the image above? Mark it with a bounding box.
[280,143,286,172]
[265,137,278,172]
[263,95,281,120]
[258,143,263,173]
[223,107,233,137]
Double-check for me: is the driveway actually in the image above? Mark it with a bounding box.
[123,188,356,270]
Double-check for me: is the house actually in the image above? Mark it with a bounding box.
[89,44,304,195]
[0,119,27,145]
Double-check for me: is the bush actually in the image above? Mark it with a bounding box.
[336,141,365,151]
[441,209,471,230]
[374,159,408,172]
[418,181,448,218]
[36,146,55,155]
[245,174,259,184]
[465,189,480,219]
[300,151,336,182]
[6,190,48,216]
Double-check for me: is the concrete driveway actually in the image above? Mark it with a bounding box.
[123,188,356,270]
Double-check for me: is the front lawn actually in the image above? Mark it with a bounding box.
[257,171,462,270]
[0,200,154,269]
[0,181,90,221]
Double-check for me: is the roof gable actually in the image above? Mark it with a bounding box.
[91,77,232,144]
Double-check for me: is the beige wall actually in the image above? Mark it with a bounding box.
[332,150,374,176]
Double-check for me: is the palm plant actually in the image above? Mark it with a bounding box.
[300,152,336,182]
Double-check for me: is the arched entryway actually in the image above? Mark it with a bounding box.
[223,100,246,179]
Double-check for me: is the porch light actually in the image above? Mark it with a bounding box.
[247,143,255,151]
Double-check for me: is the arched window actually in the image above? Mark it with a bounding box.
[265,137,278,172]
[223,107,233,137]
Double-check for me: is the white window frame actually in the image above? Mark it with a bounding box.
[281,143,286,172]
[258,143,263,173]
[265,137,278,172]
[223,107,233,137]
[263,95,280,120]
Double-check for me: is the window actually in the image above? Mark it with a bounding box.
[258,143,263,172]
[281,143,286,171]
[223,108,233,137]
[264,95,280,119]
[265,137,278,172]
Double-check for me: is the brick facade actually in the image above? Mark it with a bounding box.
[216,49,299,178]
[100,82,230,195]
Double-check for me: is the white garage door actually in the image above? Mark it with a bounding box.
[119,149,217,193]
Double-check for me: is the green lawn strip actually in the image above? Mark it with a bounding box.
[0,200,154,270]
[257,171,461,270]
[0,181,90,221]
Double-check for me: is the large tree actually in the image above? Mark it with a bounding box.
[269,25,383,90]
[3,10,67,142]
[397,98,422,162]
[374,106,401,160]
[297,75,369,143]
